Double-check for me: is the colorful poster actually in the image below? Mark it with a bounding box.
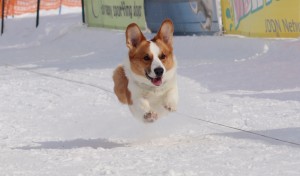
[144,0,220,35]
[84,0,146,29]
[222,0,300,38]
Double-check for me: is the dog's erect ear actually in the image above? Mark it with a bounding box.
[155,19,174,46]
[126,23,146,49]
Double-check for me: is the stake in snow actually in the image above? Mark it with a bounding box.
[113,19,178,123]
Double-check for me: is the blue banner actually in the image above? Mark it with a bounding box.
[144,0,220,35]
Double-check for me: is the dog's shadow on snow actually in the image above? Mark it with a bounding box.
[15,138,127,150]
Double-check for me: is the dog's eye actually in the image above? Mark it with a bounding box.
[144,54,150,61]
[160,53,166,60]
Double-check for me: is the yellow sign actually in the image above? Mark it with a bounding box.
[221,0,300,38]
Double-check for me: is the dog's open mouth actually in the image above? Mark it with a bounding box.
[145,72,162,86]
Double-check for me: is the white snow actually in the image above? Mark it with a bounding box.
[1,13,300,176]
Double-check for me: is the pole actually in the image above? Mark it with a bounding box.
[59,0,62,15]
[81,0,85,23]
[36,0,40,28]
[1,0,5,35]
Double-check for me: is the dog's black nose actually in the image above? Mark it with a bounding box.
[154,67,164,77]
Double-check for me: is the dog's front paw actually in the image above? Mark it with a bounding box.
[143,112,158,123]
[164,105,176,112]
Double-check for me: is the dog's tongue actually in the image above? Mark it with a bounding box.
[152,77,162,86]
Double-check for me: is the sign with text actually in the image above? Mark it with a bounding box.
[84,0,146,29]
[222,0,300,38]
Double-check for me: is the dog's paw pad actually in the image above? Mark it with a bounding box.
[143,112,158,123]
[164,105,176,112]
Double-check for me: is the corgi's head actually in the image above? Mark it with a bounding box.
[126,19,175,87]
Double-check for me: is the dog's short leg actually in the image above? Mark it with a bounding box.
[163,87,178,112]
[129,98,158,123]
[144,111,158,123]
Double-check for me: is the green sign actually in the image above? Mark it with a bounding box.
[84,0,146,30]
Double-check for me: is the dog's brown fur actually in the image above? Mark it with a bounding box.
[112,65,132,105]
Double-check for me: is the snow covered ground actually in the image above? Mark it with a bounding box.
[1,14,300,176]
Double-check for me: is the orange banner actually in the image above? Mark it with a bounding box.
[1,0,81,17]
